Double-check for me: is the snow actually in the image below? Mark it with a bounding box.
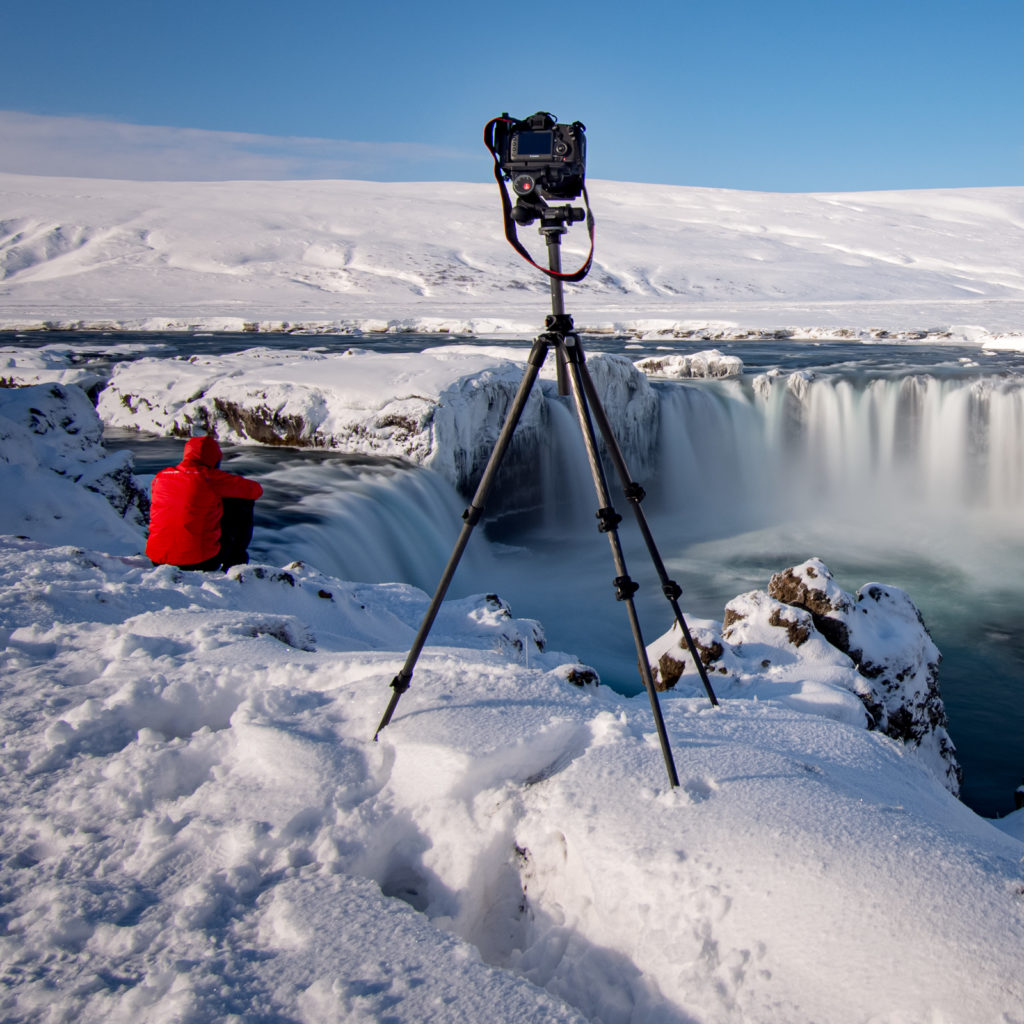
[633,349,744,379]
[2,379,1023,1023]
[0,381,148,550]
[95,345,660,495]
[3,172,1024,339]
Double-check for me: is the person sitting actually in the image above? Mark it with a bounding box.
[146,435,263,571]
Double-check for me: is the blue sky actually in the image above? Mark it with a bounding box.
[3,0,1022,191]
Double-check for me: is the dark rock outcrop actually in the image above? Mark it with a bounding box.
[647,558,962,795]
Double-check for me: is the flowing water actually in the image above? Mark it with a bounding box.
[13,330,1022,817]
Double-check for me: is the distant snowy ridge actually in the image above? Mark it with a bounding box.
[3,172,1024,334]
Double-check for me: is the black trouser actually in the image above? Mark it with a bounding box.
[178,498,255,572]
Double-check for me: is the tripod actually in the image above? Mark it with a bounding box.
[374,198,718,788]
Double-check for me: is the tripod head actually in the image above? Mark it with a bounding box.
[511,192,587,232]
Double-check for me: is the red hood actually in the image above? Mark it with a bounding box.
[181,435,222,468]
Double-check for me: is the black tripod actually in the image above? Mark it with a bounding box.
[374,198,718,787]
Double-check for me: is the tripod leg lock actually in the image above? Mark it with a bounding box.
[613,575,639,601]
[462,505,483,526]
[390,671,412,694]
[596,506,622,533]
[663,580,683,601]
[624,482,646,503]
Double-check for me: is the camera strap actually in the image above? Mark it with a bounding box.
[483,117,595,283]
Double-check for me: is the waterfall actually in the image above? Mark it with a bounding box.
[250,457,490,594]
[649,372,1024,540]
[250,371,1024,592]
[652,380,776,540]
[784,373,1024,531]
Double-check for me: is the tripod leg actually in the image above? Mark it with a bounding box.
[558,338,680,788]
[374,338,551,739]
[576,356,719,706]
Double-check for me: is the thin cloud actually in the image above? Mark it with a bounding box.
[0,111,478,182]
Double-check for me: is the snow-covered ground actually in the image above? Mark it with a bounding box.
[2,380,1023,1023]
[3,172,1024,340]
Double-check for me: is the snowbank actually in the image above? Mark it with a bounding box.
[0,381,147,551]
[1,342,109,395]
[3,533,1023,1023]
[97,346,660,496]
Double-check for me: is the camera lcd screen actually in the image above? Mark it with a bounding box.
[513,131,553,158]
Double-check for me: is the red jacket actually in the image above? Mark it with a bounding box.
[146,436,263,566]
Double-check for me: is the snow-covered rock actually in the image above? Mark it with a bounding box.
[0,344,107,397]
[97,346,661,497]
[634,349,743,379]
[646,557,961,794]
[769,558,960,793]
[751,367,817,401]
[0,381,147,550]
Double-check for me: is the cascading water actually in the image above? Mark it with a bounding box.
[247,455,493,593]
[754,371,1024,520]
[645,369,1024,817]
[650,379,777,539]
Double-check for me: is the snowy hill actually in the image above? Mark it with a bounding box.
[2,172,1024,333]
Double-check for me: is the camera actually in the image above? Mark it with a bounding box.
[492,112,586,200]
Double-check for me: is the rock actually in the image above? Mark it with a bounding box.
[646,558,962,795]
[770,559,960,793]
[648,621,723,692]
[633,349,743,380]
[768,559,854,655]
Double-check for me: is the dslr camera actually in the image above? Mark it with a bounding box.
[493,112,586,201]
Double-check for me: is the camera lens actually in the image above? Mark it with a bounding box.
[512,174,537,196]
